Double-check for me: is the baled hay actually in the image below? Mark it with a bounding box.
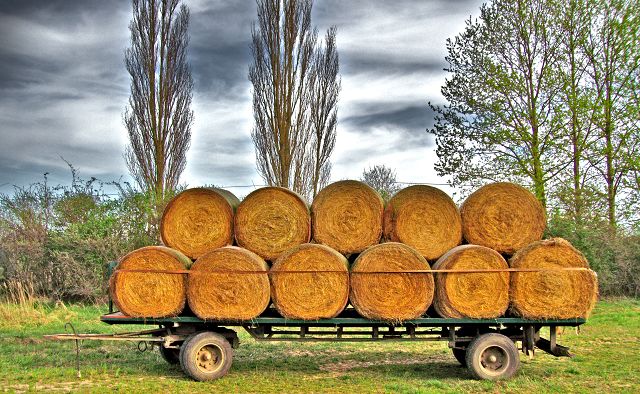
[270,243,349,320]
[432,245,509,318]
[235,187,311,261]
[161,188,239,259]
[350,242,434,321]
[110,246,191,318]
[460,182,546,254]
[383,185,462,260]
[187,246,270,321]
[510,238,598,319]
[312,180,384,254]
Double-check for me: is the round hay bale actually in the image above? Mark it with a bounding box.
[312,180,384,254]
[460,182,546,254]
[109,246,191,318]
[383,185,462,260]
[160,187,239,259]
[432,245,509,318]
[350,242,434,321]
[270,243,349,320]
[510,238,598,319]
[235,187,311,261]
[187,246,270,321]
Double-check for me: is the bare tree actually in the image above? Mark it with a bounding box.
[249,0,339,198]
[308,27,340,197]
[361,165,401,201]
[124,0,193,204]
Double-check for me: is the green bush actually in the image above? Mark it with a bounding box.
[0,170,158,302]
[546,210,640,297]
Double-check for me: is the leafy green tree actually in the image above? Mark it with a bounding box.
[582,0,640,229]
[429,0,566,207]
[553,0,598,226]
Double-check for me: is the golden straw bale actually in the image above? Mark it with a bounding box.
[312,180,384,254]
[270,243,349,320]
[235,187,311,261]
[432,245,509,318]
[187,246,270,321]
[460,182,546,254]
[510,238,598,319]
[160,187,239,259]
[109,246,191,318]
[383,185,462,260]
[350,242,434,321]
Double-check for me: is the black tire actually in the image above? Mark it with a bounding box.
[159,344,180,365]
[179,332,233,382]
[452,347,466,366]
[465,333,520,380]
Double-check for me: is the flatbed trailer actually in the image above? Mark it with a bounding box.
[45,261,587,381]
[47,306,585,381]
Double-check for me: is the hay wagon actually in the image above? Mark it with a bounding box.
[45,263,586,382]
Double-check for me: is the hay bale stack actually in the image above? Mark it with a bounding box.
[235,187,311,260]
[270,243,349,320]
[383,185,462,260]
[187,246,270,321]
[510,238,598,319]
[432,245,509,318]
[312,180,384,254]
[109,246,190,318]
[460,182,546,254]
[160,188,239,259]
[350,242,434,321]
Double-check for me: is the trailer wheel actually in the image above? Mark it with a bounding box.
[451,347,466,366]
[159,344,180,365]
[179,332,233,381]
[465,333,520,380]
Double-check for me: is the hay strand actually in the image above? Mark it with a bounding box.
[270,243,349,320]
[235,187,311,260]
[160,187,239,259]
[109,246,191,318]
[312,180,384,254]
[350,242,434,321]
[460,182,546,254]
[187,246,270,321]
[383,185,462,260]
[509,238,598,319]
[432,245,509,318]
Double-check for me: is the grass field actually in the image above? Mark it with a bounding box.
[0,299,638,393]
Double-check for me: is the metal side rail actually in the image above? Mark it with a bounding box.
[99,311,587,328]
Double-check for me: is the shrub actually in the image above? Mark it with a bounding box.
[0,168,158,302]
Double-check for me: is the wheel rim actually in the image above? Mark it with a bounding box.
[478,345,509,376]
[195,344,224,374]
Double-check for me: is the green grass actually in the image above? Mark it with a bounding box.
[1,299,638,393]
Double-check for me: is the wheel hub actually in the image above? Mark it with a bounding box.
[480,346,507,373]
[196,345,222,372]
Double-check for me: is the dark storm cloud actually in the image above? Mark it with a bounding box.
[188,1,255,99]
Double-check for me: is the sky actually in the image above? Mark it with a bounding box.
[0,0,484,198]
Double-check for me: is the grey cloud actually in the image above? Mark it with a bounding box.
[342,103,435,146]
[314,0,483,22]
[341,50,443,76]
